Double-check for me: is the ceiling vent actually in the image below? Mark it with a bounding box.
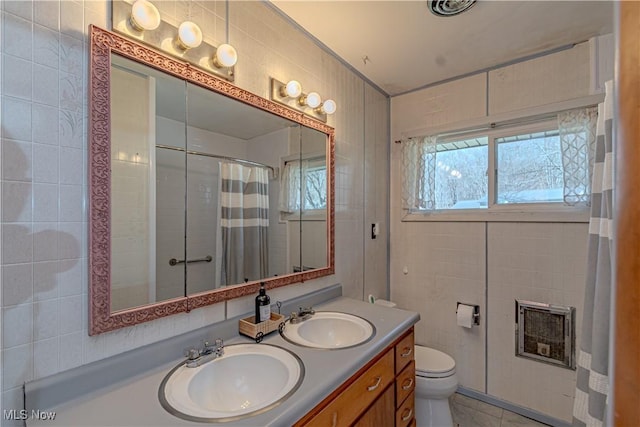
[428,0,477,17]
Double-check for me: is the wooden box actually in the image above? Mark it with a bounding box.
[239,312,286,342]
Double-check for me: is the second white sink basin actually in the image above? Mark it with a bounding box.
[159,343,304,422]
[280,311,375,349]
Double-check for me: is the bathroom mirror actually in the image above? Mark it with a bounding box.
[89,26,334,335]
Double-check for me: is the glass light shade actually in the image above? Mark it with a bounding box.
[214,43,238,68]
[130,0,161,31]
[283,80,302,98]
[305,92,322,109]
[321,99,337,115]
[177,21,203,50]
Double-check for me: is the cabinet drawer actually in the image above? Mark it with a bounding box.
[395,360,415,408]
[396,391,415,427]
[304,350,394,427]
[395,330,415,373]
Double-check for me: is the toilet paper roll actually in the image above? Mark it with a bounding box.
[457,304,475,328]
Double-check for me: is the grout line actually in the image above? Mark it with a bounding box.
[484,222,489,394]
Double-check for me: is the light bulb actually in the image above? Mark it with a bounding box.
[281,80,302,98]
[177,21,202,50]
[305,92,322,109]
[320,99,337,115]
[213,43,238,68]
[130,0,161,31]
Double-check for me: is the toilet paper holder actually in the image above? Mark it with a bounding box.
[457,302,480,325]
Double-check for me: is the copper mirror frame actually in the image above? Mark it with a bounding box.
[89,25,335,335]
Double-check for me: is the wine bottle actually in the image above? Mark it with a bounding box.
[255,282,271,323]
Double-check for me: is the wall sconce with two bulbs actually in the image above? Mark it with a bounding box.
[114,0,238,81]
[271,78,337,122]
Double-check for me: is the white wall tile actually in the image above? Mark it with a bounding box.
[57,222,81,260]
[33,143,59,183]
[32,64,58,107]
[33,260,59,301]
[60,1,84,39]
[34,1,59,31]
[2,181,32,222]
[58,184,83,222]
[2,304,33,348]
[33,24,60,68]
[488,43,591,115]
[2,223,33,264]
[58,332,83,371]
[2,263,33,306]
[1,343,33,390]
[2,13,33,60]
[33,183,58,222]
[2,139,32,181]
[33,337,59,378]
[2,96,32,141]
[34,299,59,340]
[4,1,33,21]
[58,295,82,335]
[33,223,59,262]
[3,54,32,100]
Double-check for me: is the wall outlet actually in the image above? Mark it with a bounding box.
[537,342,550,357]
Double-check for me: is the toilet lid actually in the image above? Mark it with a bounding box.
[415,346,456,378]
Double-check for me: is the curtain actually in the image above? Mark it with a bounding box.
[219,162,269,286]
[572,80,614,427]
[559,107,598,205]
[401,136,437,211]
[279,159,308,213]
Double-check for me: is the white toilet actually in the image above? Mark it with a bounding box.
[414,345,458,427]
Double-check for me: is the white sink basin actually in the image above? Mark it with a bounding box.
[280,311,375,349]
[159,343,304,422]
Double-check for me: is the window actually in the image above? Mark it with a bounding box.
[434,137,488,210]
[279,158,327,214]
[303,162,327,210]
[401,107,597,221]
[496,130,563,205]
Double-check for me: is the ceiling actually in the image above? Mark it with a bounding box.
[269,1,614,97]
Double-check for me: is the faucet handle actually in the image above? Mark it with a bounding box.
[185,348,200,360]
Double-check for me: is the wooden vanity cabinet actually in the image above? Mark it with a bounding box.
[295,328,415,427]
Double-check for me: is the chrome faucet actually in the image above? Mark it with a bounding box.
[185,338,224,368]
[289,307,315,324]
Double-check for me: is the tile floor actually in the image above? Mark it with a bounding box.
[450,393,550,427]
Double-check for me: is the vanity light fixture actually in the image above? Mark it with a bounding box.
[212,43,238,68]
[269,77,336,123]
[129,0,161,31]
[299,91,322,109]
[280,80,303,98]
[177,21,203,50]
[112,0,236,82]
[318,99,337,115]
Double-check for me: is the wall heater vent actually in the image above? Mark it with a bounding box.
[515,300,576,370]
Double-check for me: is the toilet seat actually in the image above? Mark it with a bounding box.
[415,346,456,378]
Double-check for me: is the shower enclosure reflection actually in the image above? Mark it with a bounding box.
[108,54,329,312]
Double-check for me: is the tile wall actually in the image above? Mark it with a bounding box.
[0,0,390,419]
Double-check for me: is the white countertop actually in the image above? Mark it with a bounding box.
[28,297,419,427]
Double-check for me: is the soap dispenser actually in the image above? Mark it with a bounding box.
[255,282,271,323]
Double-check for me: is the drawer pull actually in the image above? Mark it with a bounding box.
[401,408,413,422]
[401,378,414,390]
[331,412,338,427]
[400,347,413,358]
[367,376,382,392]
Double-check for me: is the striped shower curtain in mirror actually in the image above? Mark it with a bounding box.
[219,162,269,286]
[572,80,614,427]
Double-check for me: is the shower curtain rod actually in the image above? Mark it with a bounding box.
[156,144,278,177]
